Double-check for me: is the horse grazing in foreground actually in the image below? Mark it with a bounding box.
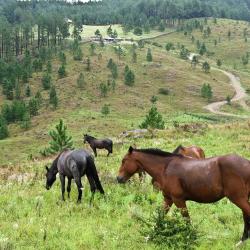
[117,146,250,244]
[172,145,205,159]
[45,149,104,203]
[83,134,113,157]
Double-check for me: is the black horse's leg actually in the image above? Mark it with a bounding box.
[71,163,83,203]
[91,145,97,157]
[59,174,65,201]
[67,178,72,199]
[86,173,96,205]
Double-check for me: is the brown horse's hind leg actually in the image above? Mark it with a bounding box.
[229,198,250,242]
[172,198,190,219]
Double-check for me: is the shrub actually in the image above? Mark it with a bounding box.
[138,207,200,249]
[101,104,110,116]
[201,83,213,101]
[0,115,8,139]
[42,73,51,90]
[58,64,66,78]
[158,88,169,95]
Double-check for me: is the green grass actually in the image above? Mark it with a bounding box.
[2,122,250,249]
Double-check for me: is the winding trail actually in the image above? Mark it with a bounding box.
[189,54,249,118]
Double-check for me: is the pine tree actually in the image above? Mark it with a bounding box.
[15,82,21,100]
[95,29,101,37]
[101,104,110,116]
[86,57,91,71]
[41,119,74,156]
[90,43,96,56]
[124,68,135,86]
[111,63,118,79]
[201,83,213,101]
[140,105,165,129]
[42,73,51,90]
[59,51,66,65]
[20,112,31,130]
[107,26,113,37]
[46,60,52,73]
[58,64,66,78]
[132,50,137,63]
[99,82,109,97]
[49,85,58,109]
[77,73,85,89]
[217,59,222,67]
[0,115,8,140]
[25,84,31,97]
[147,48,153,62]
[29,98,39,116]
[191,56,199,69]
[202,62,210,73]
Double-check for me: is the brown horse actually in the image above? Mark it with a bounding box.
[172,145,205,159]
[117,146,250,243]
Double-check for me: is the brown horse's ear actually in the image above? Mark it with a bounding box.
[128,146,134,154]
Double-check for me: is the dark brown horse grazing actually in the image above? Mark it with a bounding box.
[83,134,113,157]
[117,146,250,243]
[172,145,205,159]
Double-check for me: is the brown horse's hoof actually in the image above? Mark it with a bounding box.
[235,240,243,247]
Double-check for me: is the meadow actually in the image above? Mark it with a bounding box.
[2,18,250,249]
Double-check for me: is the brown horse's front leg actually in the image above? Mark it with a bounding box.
[172,198,190,219]
[164,197,173,214]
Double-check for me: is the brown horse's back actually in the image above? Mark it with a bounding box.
[165,154,250,203]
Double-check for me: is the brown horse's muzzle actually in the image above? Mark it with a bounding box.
[117,176,126,184]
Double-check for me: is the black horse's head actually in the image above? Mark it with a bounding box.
[83,134,89,144]
[45,165,57,190]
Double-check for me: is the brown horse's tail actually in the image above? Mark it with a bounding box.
[87,156,105,194]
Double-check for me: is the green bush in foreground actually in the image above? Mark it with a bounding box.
[138,207,200,249]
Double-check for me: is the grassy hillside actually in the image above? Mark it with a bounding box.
[0,27,236,165]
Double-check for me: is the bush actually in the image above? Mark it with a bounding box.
[0,115,8,139]
[138,207,200,249]
[42,73,51,90]
[201,83,213,101]
[101,104,110,116]
[134,27,143,36]
[158,88,169,95]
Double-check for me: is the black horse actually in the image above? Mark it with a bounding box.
[45,149,104,203]
[83,134,113,157]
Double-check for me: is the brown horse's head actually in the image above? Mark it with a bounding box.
[117,146,141,183]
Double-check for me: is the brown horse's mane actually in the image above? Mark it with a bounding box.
[134,148,182,158]
[172,145,184,154]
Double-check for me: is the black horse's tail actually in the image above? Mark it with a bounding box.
[110,140,113,153]
[87,156,105,194]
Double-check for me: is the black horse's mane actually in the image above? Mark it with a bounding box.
[85,134,96,140]
[50,149,68,171]
[172,145,184,154]
[134,148,182,158]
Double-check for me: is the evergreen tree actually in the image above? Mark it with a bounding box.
[140,105,164,130]
[25,84,31,97]
[159,21,166,32]
[202,62,210,73]
[86,57,91,71]
[90,43,96,56]
[111,63,118,79]
[147,48,153,62]
[49,85,58,109]
[59,51,66,65]
[46,60,52,73]
[101,104,110,116]
[77,72,85,89]
[99,82,109,97]
[35,91,43,106]
[58,64,66,78]
[0,115,8,140]
[111,79,116,92]
[180,46,189,60]
[165,42,174,51]
[124,68,135,86]
[191,56,199,69]
[73,46,83,61]
[95,29,101,37]
[138,40,145,49]
[20,112,31,130]
[29,98,39,116]
[132,50,137,63]
[199,43,207,55]
[217,59,222,67]
[201,83,213,101]
[15,82,21,100]
[42,73,51,90]
[41,119,73,156]
[107,26,113,37]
